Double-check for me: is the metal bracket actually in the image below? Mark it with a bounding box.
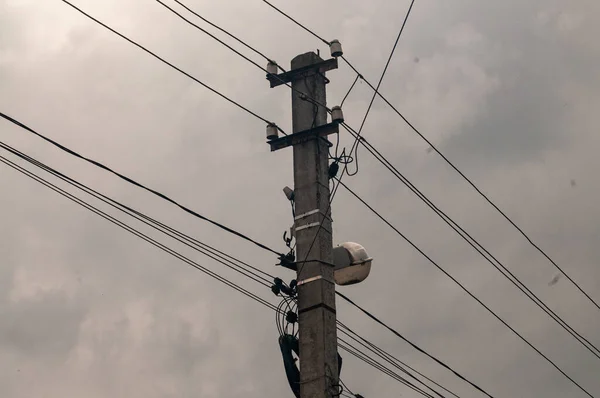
[269,122,339,152]
[266,58,338,88]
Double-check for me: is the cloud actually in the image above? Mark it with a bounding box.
[0,0,599,397]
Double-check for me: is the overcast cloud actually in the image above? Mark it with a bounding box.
[1,0,599,397]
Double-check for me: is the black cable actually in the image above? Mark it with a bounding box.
[338,332,445,398]
[347,0,416,177]
[156,0,273,74]
[339,378,355,397]
[59,0,283,131]
[334,189,594,398]
[339,123,600,359]
[158,0,328,136]
[340,295,492,398]
[340,74,361,108]
[338,340,436,398]
[0,154,279,313]
[340,53,600,313]
[337,321,458,398]
[170,0,286,72]
[260,0,331,46]
[0,111,283,257]
[0,141,276,288]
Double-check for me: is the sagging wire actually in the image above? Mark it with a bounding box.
[327,364,344,398]
[340,378,365,398]
[272,276,301,398]
[271,277,298,337]
[340,74,361,108]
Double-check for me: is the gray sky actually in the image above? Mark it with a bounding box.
[1,0,599,397]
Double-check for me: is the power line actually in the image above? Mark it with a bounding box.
[336,182,595,398]
[348,0,416,177]
[59,0,282,131]
[0,153,279,313]
[337,322,459,398]
[170,0,286,72]
[0,141,276,288]
[0,111,283,257]
[155,0,271,73]
[340,56,600,314]
[340,74,361,108]
[155,0,330,124]
[339,328,454,398]
[337,291,493,397]
[260,0,330,46]
[338,340,437,398]
[339,122,600,359]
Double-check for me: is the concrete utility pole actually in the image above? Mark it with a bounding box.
[267,51,340,398]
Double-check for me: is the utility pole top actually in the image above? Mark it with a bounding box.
[266,52,339,152]
[292,51,323,68]
[266,53,337,88]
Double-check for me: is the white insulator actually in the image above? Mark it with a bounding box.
[331,106,344,124]
[266,61,278,75]
[330,39,343,58]
[266,123,279,140]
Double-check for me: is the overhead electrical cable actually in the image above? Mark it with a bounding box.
[260,0,330,46]
[341,62,600,312]
[0,154,278,312]
[347,0,416,176]
[339,122,600,359]
[155,0,331,122]
[0,141,276,288]
[335,184,595,398]
[156,0,274,73]
[338,339,437,398]
[59,0,286,135]
[337,321,459,398]
[170,0,286,71]
[0,111,283,257]
[337,293,493,397]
